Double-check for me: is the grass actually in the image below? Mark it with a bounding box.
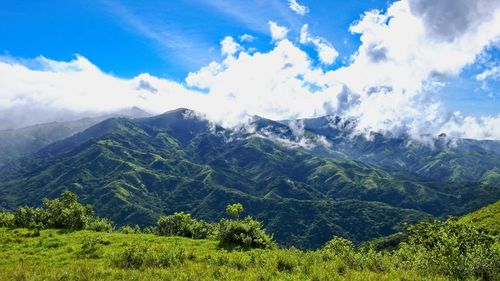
[0,227,447,281]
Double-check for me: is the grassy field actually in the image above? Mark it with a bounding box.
[0,227,448,281]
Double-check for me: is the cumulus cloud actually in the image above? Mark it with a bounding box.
[220,36,242,57]
[239,34,256,42]
[408,0,500,42]
[300,24,339,65]
[327,0,500,139]
[288,0,309,16]
[1,0,499,140]
[186,39,339,127]
[268,21,289,42]
[0,55,208,129]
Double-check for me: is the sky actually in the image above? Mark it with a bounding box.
[0,0,499,140]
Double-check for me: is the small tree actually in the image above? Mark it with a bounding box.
[226,203,244,219]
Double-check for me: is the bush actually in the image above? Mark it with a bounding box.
[13,191,96,231]
[0,212,15,228]
[14,206,45,229]
[323,236,355,255]
[156,212,213,239]
[78,236,110,258]
[217,217,275,249]
[85,218,113,232]
[395,219,500,280]
[114,244,186,269]
[41,191,94,230]
[322,236,357,266]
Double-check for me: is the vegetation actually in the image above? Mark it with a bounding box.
[0,193,498,280]
[5,191,112,233]
[156,212,213,239]
[226,203,244,219]
[458,200,500,235]
[0,218,498,280]
[2,109,497,248]
[215,204,275,249]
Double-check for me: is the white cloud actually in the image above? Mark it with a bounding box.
[326,0,500,139]
[1,0,499,140]
[288,0,309,16]
[220,36,242,57]
[0,55,209,129]
[268,21,289,42]
[239,34,256,42]
[476,65,500,81]
[300,24,339,65]
[186,39,337,127]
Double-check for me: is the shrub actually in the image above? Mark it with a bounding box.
[0,212,15,228]
[156,212,213,239]
[85,218,113,232]
[78,236,110,258]
[323,236,355,254]
[322,236,357,266]
[395,219,500,280]
[114,244,186,269]
[41,191,94,230]
[14,206,45,228]
[13,191,96,231]
[217,217,275,249]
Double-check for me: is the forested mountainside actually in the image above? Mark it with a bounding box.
[0,108,498,248]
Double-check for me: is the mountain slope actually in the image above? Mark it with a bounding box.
[0,107,151,166]
[0,108,498,248]
[458,200,500,235]
[298,115,500,184]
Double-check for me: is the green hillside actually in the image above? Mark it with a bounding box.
[459,200,500,235]
[300,116,500,184]
[0,109,498,248]
[0,228,432,281]
[0,108,151,167]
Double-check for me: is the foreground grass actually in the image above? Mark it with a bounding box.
[0,228,447,281]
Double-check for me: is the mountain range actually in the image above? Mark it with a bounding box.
[0,108,498,248]
[0,107,151,166]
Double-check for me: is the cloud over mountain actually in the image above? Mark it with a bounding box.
[0,0,499,139]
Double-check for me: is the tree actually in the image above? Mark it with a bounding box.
[226,203,244,219]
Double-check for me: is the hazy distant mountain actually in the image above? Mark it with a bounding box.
[1,108,498,248]
[0,107,151,166]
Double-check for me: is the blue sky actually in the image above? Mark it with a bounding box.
[0,0,499,138]
[1,0,394,78]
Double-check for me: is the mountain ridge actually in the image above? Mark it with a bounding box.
[0,108,498,248]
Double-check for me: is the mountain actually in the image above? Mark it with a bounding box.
[0,108,498,248]
[295,115,500,184]
[0,107,151,166]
